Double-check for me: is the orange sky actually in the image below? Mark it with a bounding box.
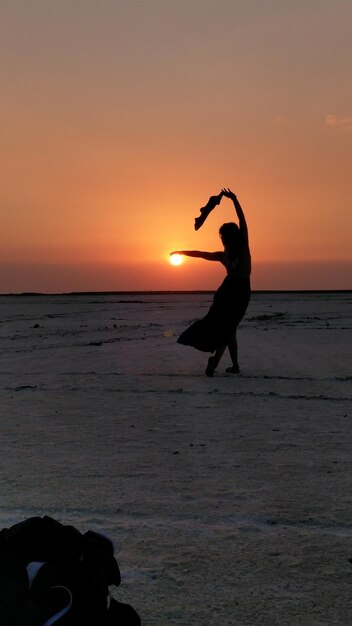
[0,1,351,292]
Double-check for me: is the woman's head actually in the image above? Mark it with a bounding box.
[219,222,242,251]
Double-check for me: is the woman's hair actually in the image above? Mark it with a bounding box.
[219,222,242,253]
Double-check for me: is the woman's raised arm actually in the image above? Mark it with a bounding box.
[222,188,249,244]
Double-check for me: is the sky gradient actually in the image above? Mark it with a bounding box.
[1,0,351,292]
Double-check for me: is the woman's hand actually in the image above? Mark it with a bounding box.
[222,187,237,200]
[170,251,183,256]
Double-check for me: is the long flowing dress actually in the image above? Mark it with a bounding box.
[177,246,251,353]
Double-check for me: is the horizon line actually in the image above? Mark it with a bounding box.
[1,289,351,297]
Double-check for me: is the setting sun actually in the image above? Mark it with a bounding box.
[170,254,183,266]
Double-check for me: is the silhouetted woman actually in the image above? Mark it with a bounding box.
[171,188,251,376]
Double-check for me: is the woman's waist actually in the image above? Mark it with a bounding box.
[226,270,251,282]
[222,274,251,289]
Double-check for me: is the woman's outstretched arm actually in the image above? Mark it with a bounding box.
[222,188,249,244]
[171,250,223,262]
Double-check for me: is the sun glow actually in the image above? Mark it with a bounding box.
[170,253,183,266]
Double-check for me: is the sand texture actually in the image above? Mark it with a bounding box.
[0,291,351,625]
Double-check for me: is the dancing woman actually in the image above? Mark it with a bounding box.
[171,188,251,376]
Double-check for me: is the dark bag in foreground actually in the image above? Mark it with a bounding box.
[0,515,141,626]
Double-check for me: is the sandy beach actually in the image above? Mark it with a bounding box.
[0,291,351,625]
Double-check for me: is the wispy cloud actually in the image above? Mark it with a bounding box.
[326,114,352,131]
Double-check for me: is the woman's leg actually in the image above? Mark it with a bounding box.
[226,330,240,373]
[205,344,226,376]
